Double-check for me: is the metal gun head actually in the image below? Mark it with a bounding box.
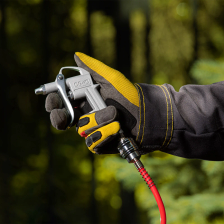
[35,66,106,129]
[34,66,93,129]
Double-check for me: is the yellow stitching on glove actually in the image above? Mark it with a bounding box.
[76,52,139,107]
[135,84,145,145]
[135,84,141,141]
[162,85,173,148]
[88,122,120,153]
[156,85,168,149]
[78,113,98,135]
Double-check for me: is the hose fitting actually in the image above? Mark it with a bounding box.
[117,137,141,163]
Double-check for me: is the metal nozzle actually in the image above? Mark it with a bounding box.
[35,85,46,95]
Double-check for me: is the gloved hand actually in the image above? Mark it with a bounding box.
[45,52,140,154]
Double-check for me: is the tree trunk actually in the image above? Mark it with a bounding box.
[41,0,57,223]
[0,0,10,223]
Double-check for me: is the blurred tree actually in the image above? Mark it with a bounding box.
[150,0,195,89]
[191,60,224,84]
[40,0,58,223]
[130,9,151,83]
[186,0,198,83]
[0,0,10,223]
[198,0,224,59]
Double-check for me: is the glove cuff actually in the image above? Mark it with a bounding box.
[135,84,174,154]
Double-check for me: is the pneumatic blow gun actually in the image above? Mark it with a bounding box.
[35,66,166,224]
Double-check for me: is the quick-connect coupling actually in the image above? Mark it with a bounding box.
[117,137,141,163]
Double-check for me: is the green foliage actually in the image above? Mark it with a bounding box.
[191,60,224,84]
[90,11,116,67]
[97,152,224,224]
[130,10,148,83]
[150,0,193,89]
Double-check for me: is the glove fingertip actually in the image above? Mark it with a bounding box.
[46,93,63,112]
[50,108,68,130]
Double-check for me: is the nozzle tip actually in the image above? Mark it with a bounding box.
[35,85,46,95]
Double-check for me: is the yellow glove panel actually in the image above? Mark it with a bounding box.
[77,113,97,136]
[77,106,118,138]
[75,52,139,107]
[85,122,120,153]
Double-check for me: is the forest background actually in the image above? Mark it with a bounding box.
[1,0,224,223]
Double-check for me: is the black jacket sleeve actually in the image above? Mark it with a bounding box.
[135,82,224,161]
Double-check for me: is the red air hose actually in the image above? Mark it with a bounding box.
[117,135,166,223]
[138,167,166,224]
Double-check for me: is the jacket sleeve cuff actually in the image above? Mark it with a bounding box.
[135,83,174,155]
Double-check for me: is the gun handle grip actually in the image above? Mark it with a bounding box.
[85,85,107,113]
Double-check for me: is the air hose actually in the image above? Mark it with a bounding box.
[117,134,167,224]
[137,166,166,224]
